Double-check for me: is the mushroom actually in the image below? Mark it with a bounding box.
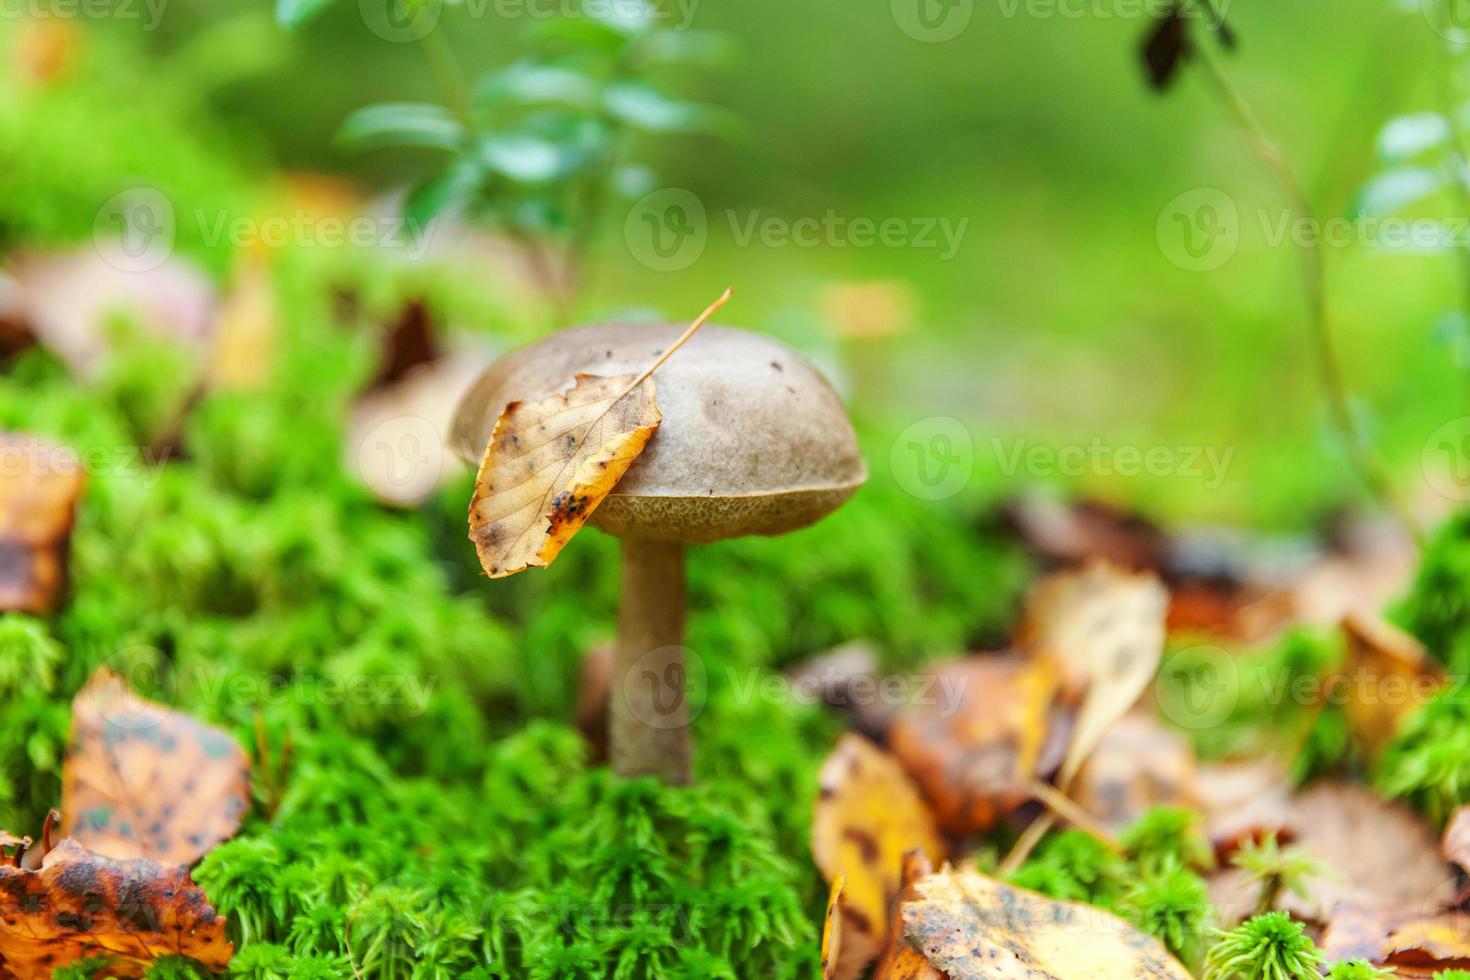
[451,322,866,783]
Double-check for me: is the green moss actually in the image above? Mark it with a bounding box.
[1116,859,1212,970]
[1393,510,1470,669]
[1323,961,1395,979]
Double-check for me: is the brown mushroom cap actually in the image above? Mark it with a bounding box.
[451,322,866,543]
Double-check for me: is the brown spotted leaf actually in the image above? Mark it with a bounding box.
[813,734,945,980]
[1072,712,1198,832]
[872,849,943,980]
[0,434,85,614]
[1208,781,1453,925]
[468,372,661,578]
[62,668,251,865]
[895,869,1191,979]
[0,837,231,978]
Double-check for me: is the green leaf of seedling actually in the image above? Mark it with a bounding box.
[603,81,743,137]
[1376,112,1451,164]
[639,30,738,67]
[337,103,467,152]
[1352,166,1444,217]
[474,60,600,110]
[475,133,578,183]
[403,157,484,230]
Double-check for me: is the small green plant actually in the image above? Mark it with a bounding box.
[1231,833,1322,918]
[296,0,738,321]
[1203,912,1326,980]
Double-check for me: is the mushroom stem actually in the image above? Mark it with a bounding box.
[611,537,691,783]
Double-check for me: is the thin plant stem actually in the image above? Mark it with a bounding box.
[1191,41,1421,540]
[1029,780,1123,852]
[417,10,471,119]
[1433,1,1470,362]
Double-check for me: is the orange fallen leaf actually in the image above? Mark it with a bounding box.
[1339,611,1443,762]
[891,868,1191,979]
[1381,913,1470,974]
[0,837,232,978]
[813,734,945,980]
[887,654,1060,835]
[0,434,85,614]
[62,668,251,865]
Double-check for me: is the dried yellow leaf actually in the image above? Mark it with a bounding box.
[821,873,844,980]
[896,869,1192,979]
[813,734,945,980]
[468,373,661,578]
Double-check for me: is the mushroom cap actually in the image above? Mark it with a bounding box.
[451,322,866,543]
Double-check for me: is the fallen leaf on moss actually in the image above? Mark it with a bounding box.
[1320,900,1399,966]
[0,434,85,614]
[0,837,231,978]
[468,372,661,577]
[813,734,945,979]
[1002,564,1167,871]
[207,253,276,392]
[1194,759,1291,858]
[62,668,251,865]
[872,849,941,980]
[1039,564,1169,779]
[1209,781,1452,925]
[1340,612,1442,762]
[888,655,1060,835]
[891,868,1191,979]
[1444,805,1470,871]
[1020,562,1170,707]
[995,494,1167,574]
[1072,712,1198,831]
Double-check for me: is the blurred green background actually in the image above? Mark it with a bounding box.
[5,0,1468,529]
